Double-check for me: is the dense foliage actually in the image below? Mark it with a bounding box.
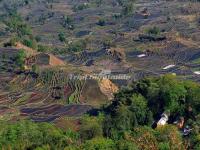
[0,120,79,150]
[102,75,200,149]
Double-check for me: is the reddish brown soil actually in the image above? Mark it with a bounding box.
[48,54,65,66]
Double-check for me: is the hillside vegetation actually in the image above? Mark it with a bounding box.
[1,75,200,149]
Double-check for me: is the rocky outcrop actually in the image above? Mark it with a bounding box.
[99,79,119,100]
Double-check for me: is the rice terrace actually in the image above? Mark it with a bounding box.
[0,0,200,149]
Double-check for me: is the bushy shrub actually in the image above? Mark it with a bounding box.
[22,38,37,49]
[97,19,106,26]
[58,32,66,42]
[15,49,26,69]
[145,26,161,35]
[68,40,87,52]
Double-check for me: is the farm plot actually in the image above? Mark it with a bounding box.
[21,104,92,122]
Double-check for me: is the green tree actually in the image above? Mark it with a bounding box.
[116,139,139,150]
[0,120,76,150]
[156,125,184,150]
[184,81,200,115]
[82,138,115,150]
[79,115,104,140]
[37,44,51,52]
[125,126,159,150]
[58,32,66,42]
[23,38,37,49]
[158,75,187,114]
[133,75,187,116]
[68,40,87,52]
[103,93,153,139]
[15,49,26,69]
[5,13,32,37]
[122,3,135,16]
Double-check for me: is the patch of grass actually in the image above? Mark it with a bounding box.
[14,93,31,105]
[192,57,200,64]
[145,26,161,35]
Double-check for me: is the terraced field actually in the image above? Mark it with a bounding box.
[0,0,200,122]
[0,65,112,122]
